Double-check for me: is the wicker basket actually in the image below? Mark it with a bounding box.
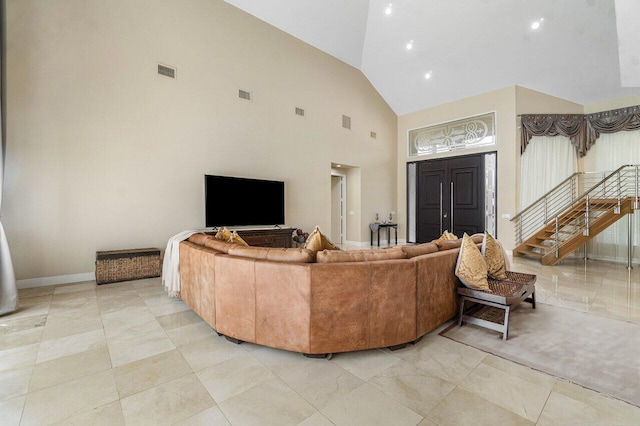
[95,248,161,285]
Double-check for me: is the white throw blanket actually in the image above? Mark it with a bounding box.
[162,230,207,297]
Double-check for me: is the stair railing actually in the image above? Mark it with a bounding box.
[513,165,640,246]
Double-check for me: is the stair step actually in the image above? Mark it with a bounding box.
[515,248,545,258]
[526,243,554,251]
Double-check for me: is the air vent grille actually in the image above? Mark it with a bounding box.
[239,89,251,101]
[295,107,305,117]
[342,115,351,129]
[157,64,176,79]
[370,131,377,139]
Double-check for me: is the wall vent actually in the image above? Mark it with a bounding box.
[239,89,252,101]
[295,107,305,117]
[342,115,351,129]
[157,64,176,79]
[370,131,377,139]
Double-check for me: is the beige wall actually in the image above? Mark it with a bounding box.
[4,0,397,282]
[583,94,640,114]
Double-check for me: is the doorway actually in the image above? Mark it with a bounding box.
[410,152,496,243]
[331,174,346,244]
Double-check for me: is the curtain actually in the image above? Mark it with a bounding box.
[0,0,18,316]
[520,105,640,159]
[586,130,640,262]
[520,135,577,210]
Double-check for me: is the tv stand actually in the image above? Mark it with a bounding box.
[236,227,294,248]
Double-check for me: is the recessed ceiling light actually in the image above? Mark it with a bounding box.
[424,71,433,80]
[531,18,544,30]
[336,164,342,168]
[385,3,393,15]
[406,40,413,50]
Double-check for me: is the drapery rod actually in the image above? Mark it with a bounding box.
[518,106,639,117]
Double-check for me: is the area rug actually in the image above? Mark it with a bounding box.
[441,302,640,408]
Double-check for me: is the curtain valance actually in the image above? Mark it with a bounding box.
[520,114,589,157]
[587,105,640,135]
[520,104,640,157]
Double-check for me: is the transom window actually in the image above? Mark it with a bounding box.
[408,112,496,156]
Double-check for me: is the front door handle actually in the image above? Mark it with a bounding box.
[450,181,454,233]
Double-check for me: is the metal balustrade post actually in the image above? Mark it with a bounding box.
[636,165,639,209]
[544,198,548,224]
[584,195,590,236]
[616,172,622,214]
[555,217,559,258]
[628,213,634,270]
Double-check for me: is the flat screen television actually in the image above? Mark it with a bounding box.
[205,175,285,227]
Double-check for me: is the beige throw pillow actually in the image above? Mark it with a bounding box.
[230,231,249,246]
[304,226,340,253]
[438,230,458,240]
[455,233,490,291]
[482,231,508,280]
[214,227,232,242]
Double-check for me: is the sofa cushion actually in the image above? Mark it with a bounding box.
[316,246,406,263]
[470,233,485,244]
[434,239,462,251]
[481,232,508,280]
[316,250,364,263]
[455,233,490,291]
[187,233,212,246]
[304,226,340,253]
[203,238,237,254]
[362,246,407,261]
[228,246,269,260]
[228,246,314,263]
[401,242,439,258]
[266,248,315,263]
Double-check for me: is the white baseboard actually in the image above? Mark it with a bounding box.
[17,272,96,289]
[345,239,407,248]
[344,240,369,247]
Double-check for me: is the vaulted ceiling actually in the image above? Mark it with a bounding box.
[225,0,640,115]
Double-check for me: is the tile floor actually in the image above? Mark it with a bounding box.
[1,255,640,425]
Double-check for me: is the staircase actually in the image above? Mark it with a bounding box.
[512,165,640,265]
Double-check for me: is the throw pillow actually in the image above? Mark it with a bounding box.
[438,230,458,240]
[482,231,508,280]
[304,226,340,253]
[214,227,232,242]
[455,233,490,291]
[230,231,249,246]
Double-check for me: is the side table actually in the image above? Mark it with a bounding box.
[370,223,398,246]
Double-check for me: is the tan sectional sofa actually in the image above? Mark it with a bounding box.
[178,233,479,357]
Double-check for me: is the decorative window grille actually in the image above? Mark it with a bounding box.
[408,112,496,156]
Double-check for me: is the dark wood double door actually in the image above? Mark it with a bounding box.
[416,153,485,243]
